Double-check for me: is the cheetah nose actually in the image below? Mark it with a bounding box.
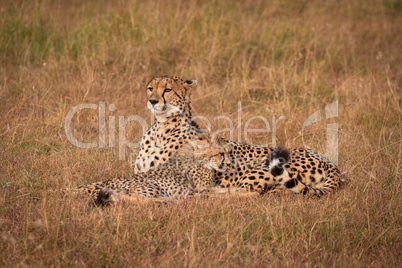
[149,99,159,105]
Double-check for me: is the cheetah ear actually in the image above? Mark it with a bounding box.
[184,80,198,92]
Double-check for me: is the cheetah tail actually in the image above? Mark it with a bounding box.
[265,147,290,176]
[91,187,119,207]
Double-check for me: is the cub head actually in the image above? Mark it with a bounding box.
[202,146,231,172]
[199,137,231,172]
[146,75,197,121]
[179,132,231,172]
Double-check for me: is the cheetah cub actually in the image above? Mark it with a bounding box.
[78,132,230,206]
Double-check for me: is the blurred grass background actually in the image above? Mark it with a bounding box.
[0,0,401,266]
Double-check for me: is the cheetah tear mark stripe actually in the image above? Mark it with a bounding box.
[171,89,181,99]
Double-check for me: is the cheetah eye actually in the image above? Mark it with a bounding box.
[165,88,172,92]
[147,87,153,91]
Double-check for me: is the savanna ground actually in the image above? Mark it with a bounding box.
[0,0,401,266]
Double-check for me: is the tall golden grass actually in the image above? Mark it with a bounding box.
[0,0,401,266]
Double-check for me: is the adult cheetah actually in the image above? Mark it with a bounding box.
[135,75,347,197]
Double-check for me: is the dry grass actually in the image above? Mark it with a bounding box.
[0,0,401,266]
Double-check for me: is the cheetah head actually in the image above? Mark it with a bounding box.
[201,137,231,172]
[180,132,231,172]
[202,147,231,172]
[146,75,197,121]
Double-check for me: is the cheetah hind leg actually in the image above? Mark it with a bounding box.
[271,168,345,197]
[265,148,348,197]
[263,167,330,197]
[301,166,347,197]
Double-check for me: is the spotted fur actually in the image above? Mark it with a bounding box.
[134,76,347,197]
[79,131,231,206]
[134,75,200,173]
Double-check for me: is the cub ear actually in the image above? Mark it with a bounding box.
[184,80,198,91]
